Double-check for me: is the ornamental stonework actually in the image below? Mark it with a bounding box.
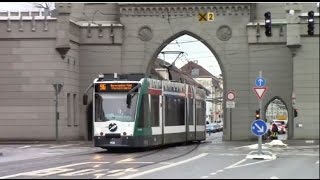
[120,4,251,17]
[217,25,232,41]
[138,26,153,41]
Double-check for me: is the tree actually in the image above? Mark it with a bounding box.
[31,2,55,16]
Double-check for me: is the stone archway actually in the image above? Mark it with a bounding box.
[264,96,290,139]
[144,30,230,139]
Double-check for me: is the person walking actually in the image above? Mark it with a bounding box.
[269,123,279,140]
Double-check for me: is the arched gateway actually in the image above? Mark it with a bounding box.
[0,3,318,141]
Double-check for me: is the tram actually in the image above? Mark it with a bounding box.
[83,73,206,149]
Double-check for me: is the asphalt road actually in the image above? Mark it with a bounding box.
[0,132,318,179]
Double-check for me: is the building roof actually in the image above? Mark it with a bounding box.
[180,61,222,88]
[150,58,210,94]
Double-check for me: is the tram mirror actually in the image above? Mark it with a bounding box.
[126,94,131,108]
[83,94,88,105]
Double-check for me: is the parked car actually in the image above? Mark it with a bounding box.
[206,121,215,133]
[271,120,287,134]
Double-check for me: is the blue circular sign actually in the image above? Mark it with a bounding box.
[255,77,266,87]
[251,119,268,136]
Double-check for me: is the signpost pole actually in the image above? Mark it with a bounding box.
[258,70,263,155]
[230,108,232,140]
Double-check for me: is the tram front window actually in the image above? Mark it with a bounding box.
[95,93,137,122]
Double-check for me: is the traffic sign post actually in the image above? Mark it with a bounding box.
[253,71,267,155]
[227,91,236,140]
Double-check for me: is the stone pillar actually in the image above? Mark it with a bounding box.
[285,3,302,48]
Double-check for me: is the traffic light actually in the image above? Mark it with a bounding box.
[294,108,298,117]
[307,11,314,36]
[264,11,272,36]
[255,109,260,119]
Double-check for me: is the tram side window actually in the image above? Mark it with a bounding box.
[137,94,149,128]
[196,100,205,125]
[150,95,159,127]
[165,96,185,126]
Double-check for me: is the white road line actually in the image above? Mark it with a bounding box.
[118,161,154,164]
[49,144,77,149]
[19,146,31,149]
[33,144,48,147]
[270,176,279,179]
[217,170,224,172]
[210,172,216,175]
[94,173,106,179]
[224,159,247,169]
[200,176,208,178]
[118,153,208,179]
[227,159,272,169]
[0,162,110,179]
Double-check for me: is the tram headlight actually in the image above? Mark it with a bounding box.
[123,132,127,136]
[100,132,104,136]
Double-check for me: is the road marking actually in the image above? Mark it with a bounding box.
[0,162,110,179]
[116,158,153,164]
[19,146,31,149]
[200,176,208,178]
[94,173,106,179]
[118,153,208,179]
[295,154,319,156]
[217,170,223,172]
[270,176,279,179]
[224,159,247,169]
[49,144,77,149]
[33,144,48,147]
[210,172,216,175]
[224,158,272,170]
[118,161,154,164]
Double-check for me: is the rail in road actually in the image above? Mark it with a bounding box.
[0,142,202,179]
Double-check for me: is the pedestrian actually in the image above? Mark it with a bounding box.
[269,123,279,140]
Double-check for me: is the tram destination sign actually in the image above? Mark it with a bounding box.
[95,83,138,92]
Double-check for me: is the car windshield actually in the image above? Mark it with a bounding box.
[95,93,138,122]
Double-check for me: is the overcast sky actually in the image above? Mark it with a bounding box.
[0,2,222,77]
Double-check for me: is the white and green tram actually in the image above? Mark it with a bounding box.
[84,73,206,149]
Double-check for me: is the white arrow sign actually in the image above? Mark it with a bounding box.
[254,123,265,133]
[253,87,268,100]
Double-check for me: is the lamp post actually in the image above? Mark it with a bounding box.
[52,82,63,141]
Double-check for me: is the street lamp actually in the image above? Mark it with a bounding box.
[52,82,64,141]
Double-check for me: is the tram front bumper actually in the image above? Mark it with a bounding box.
[94,135,149,148]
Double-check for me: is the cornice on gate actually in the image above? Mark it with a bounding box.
[119,4,251,17]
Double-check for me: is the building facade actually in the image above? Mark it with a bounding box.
[180,61,223,123]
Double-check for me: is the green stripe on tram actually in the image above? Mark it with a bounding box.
[134,78,152,136]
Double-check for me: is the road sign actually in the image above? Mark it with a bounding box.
[251,119,268,136]
[207,12,215,21]
[226,101,235,108]
[198,13,207,21]
[253,87,268,100]
[255,77,266,87]
[227,91,235,101]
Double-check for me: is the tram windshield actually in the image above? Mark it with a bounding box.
[95,93,137,122]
